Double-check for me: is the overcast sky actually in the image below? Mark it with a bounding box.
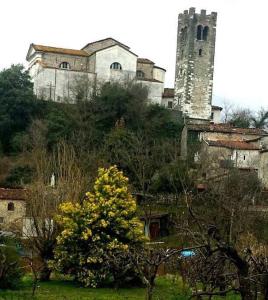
[0,0,267,110]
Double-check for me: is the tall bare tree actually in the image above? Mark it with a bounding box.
[23,138,87,280]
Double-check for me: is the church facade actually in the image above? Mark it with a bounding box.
[26,38,166,104]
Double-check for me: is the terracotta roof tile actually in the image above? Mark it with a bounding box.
[0,188,27,201]
[163,88,174,98]
[33,44,90,57]
[188,123,266,135]
[137,78,163,83]
[206,139,260,150]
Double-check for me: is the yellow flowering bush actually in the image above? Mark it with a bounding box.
[54,166,145,287]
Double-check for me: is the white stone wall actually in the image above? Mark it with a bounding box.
[137,80,164,105]
[231,149,260,169]
[32,65,96,102]
[95,45,137,83]
[259,151,268,189]
[161,97,174,108]
[153,67,165,86]
[211,108,221,123]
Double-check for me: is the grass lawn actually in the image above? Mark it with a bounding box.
[0,275,241,300]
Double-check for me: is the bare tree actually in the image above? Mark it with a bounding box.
[23,140,87,281]
[177,170,268,300]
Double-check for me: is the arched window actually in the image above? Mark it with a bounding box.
[197,25,203,40]
[110,62,122,70]
[7,202,14,211]
[199,49,203,56]
[136,70,145,78]
[203,26,209,41]
[59,62,70,69]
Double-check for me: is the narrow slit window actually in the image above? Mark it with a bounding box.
[199,49,202,56]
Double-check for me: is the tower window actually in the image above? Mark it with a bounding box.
[197,25,209,41]
[203,26,209,40]
[59,62,70,69]
[199,49,202,56]
[197,25,203,40]
[243,155,246,160]
[7,202,14,211]
[110,62,122,70]
[181,27,188,42]
[136,70,145,78]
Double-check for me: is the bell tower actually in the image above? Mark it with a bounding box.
[174,8,217,122]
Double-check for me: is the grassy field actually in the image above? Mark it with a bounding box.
[0,276,241,300]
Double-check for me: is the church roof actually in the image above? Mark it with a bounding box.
[29,44,89,58]
[206,139,260,150]
[188,123,266,135]
[81,37,130,51]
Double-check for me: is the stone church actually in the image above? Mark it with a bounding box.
[26,38,166,104]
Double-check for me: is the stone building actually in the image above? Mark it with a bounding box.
[26,38,166,104]
[172,9,268,189]
[0,188,26,231]
[174,8,217,121]
[181,123,268,188]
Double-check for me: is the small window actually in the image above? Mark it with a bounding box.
[244,155,246,160]
[197,25,203,40]
[199,49,202,56]
[168,101,173,109]
[211,112,214,120]
[8,202,14,211]
[59,62,70,69]
[136,70,145,78]
[0,217,4,223]
[110,62,122,70]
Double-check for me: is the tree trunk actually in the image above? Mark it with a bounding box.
[39,261,51,281]
[146,284,154,300]
[239,276,256,300]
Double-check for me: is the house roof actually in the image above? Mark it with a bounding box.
[163,88,174,98]
[137,78,163,83]
[32,44,89,57]
[187,123,266,135]
[137,58,155,64]
[0,188,27,201]
[206,139,260,150]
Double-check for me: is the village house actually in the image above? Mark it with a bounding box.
[0,188,26,232]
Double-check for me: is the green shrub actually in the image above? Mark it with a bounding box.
[0,235,23,289]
